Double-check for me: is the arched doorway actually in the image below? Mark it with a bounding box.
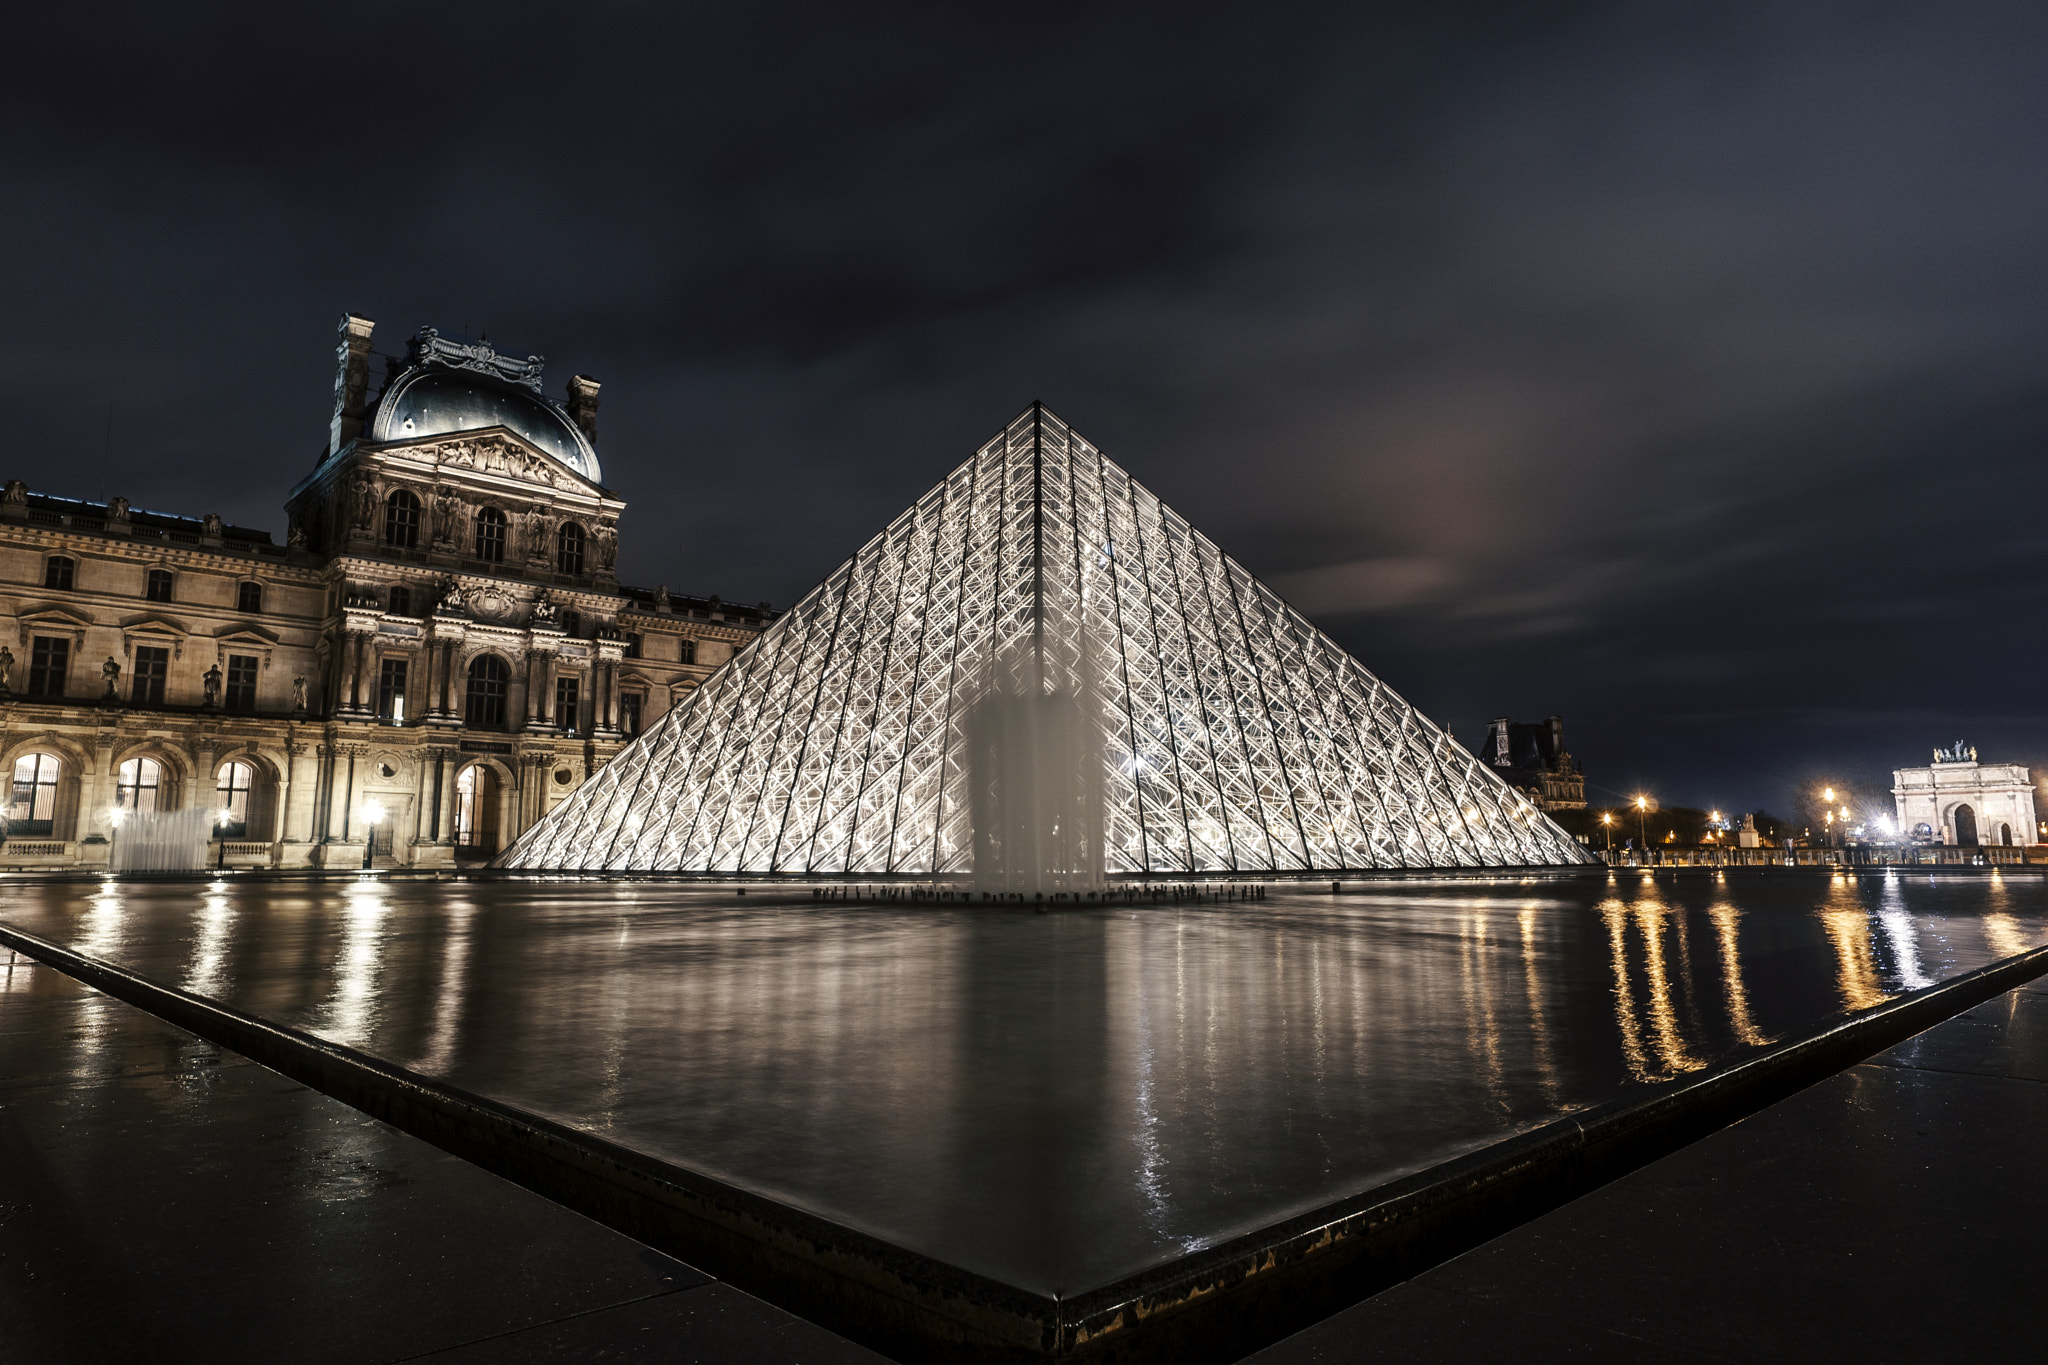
[1953,803,1979,846]
[2000,822,2013,846]
[452,763,502,858]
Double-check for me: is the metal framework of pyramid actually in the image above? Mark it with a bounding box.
[502,405,1593,875]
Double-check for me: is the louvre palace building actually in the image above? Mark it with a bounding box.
[0,315,772,869]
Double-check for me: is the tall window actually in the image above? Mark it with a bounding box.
[45,556,74,590]
[216,761,255,838]
[146,568,174,602]
[624,632,642,659]
[115,757,162,812]
[225,654,258,712]
[554,675,581,734]
[620,691,643,737]
[465,655,508,728]
[131,647,169,706]
[678,638,697,665]
[383,489,421,548]
[388,585,413,617]
[556,521,585,574]
[237,581,263,613]
[560,609,580,638]
[378,657,409,722]
[453,765,485,846]
[26,637,68,697]
[8,754,62,835]
[474,508,507,563]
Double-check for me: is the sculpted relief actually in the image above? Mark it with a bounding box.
[429,434,563,489]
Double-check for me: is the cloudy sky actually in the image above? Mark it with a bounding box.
[6,2,2045,817]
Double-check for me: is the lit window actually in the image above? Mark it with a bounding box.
[146,568,174,602]
[115,757,162,813]
[474,508,507,563]
[216,761,254,838]
[383,489,421,548]
[377,657,409,722]
[9,753,63,835]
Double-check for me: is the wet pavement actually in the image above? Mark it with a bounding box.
[0,954,886,1364]
[2,871,2044,1299]
[1245,969,2048,1364]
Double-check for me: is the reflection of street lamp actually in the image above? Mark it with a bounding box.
[215,808,234,869]
[362,799,386,871]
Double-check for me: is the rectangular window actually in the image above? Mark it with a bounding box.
[620,691,643,736]
[554,675,580,733]
[624,632,642,659]
[225,654,259,712]
[388,586,412,617]
[678,638,697,665]
[377,657,409,722]
[26,637,68,698]
[146,569,174,602]
[45,557,74,590]
[130,646,168,707]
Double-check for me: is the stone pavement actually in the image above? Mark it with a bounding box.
[1246,973,2048,1364]
[0,952,885,1364]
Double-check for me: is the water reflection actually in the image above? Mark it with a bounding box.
[2,874,2044,1297]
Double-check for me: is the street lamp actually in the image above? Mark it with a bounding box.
[1600,812,1613,853]
[1635,796,1649,858]
[361,799,386,871]
[215,808,234,869]
[107,806,125,870]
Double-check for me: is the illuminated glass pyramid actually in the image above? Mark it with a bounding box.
[502,405,1593,876]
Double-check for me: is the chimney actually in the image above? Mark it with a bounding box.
[1490,717,1512,766]
[329,313,376,455]
[566,374,601,443]
[1546,715,1565,759]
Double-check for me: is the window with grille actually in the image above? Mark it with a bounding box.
[115,757,161,813]
[465,655,508,728]
[620,691,643,736]
[45,556,74,590]
[26,637,68,697]
[678,638,697,665]
[9,753,62,835]
[216,761,255,838]
[146,568,174,602]
[384,489,421,548]
[131,646,169,706]
[474,508,507,563]
[237,582,262,613]
[378,657,409,722]
[388,585,412,617]
[557,521,585,574]
[554,675,580,734]
[226,654,259,712]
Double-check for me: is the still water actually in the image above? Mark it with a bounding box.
[3,871,2043,1295]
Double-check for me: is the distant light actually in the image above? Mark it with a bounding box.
[363,799,387,826]
[107,807,126,827]
[1824,787,1835,802]
[216,808,234,827]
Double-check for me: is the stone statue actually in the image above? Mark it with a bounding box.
[594,518,618,570]
[0,645,12,693]
[432,487,459,543]
[438,579,469,615]
[522,506,550,559]
[108,496,130,522]
[102,656,121,700]
[654,584,671,611]
[3,480,26,507]
[202,663,222,709]
[532,598,558,626]
[202,512,223,537]
[350,472,377,529]
[292,674,308,713]
[286,516,307,548]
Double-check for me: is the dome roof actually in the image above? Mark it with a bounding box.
[370,368,601,483]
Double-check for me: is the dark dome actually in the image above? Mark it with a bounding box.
[370,369,600,482]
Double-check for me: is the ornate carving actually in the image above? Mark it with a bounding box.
[287,516,307,549]
[522,506,551,560]
[108,496,130,523]
[202,513,223,538]
[292,675,308,712]
[437,579,471,616]
[594,518,618,571]
[202,663,222,709]
[431,486,460,545]
[466,585,520,623]
[531,598,558,626]
[101,656,121,700]
[0,645,11,692]
[349,472,377,530]
[3,480,26,506]
[430,434,561,488]
[410,327,545,391]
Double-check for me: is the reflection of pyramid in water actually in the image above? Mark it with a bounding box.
[503,404,1594,874]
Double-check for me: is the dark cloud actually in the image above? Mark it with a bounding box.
[5,1,2046,815]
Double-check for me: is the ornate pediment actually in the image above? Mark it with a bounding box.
[395,430,595,493]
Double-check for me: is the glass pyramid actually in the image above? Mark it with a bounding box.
[502,405,1594,876]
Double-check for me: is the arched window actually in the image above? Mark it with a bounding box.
[237,581,263,613]
[115,757,163,813]
[452,764,501,851]
[474,508,507,563]
[45,556,75,590]
[557,521,585,574]
[465,654,509,729]
[145,568,174,602]
[8,753,62,835]
[216,762,255,838]
[384,489,421,549]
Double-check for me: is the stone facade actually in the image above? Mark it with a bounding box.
[1477,715,1587,812]
[1892,744,2038,847]
[0,316,772,870]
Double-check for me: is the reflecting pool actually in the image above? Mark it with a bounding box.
[3,871,2042,1295]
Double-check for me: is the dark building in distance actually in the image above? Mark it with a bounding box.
[0,315,772,869]
[1478,715,1586,812]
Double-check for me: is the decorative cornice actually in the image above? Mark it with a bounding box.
[410,328,545,391]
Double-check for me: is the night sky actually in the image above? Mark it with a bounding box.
[7,3,2046,819]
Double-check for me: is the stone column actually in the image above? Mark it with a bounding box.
[434,749,460,843]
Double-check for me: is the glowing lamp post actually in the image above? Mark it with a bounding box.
[361,799,386,871]
[1600,812,1613,853]
[1635,796,1649,861]
[215,808,235,869]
